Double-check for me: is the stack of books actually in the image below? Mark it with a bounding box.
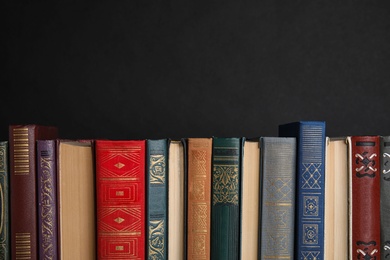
[0,121,388,259]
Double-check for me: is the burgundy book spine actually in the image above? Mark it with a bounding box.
[350,136,381,259]
[9,125,58,260]
[37,140,58,259]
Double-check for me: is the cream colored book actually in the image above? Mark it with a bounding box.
[240,139,260,260]
[324,137,348,260]
[57,140,96,260]
[168,140,185,260]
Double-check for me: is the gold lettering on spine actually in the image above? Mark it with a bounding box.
[13,128,30,175]
[15,233,31,259]
[40,152,55,259]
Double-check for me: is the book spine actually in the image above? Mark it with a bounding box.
[10,126,38,260]
[382,136,390,259]
[349,136,381,258]
[260,137,296,259]
[187,138,212,260]
[96,140,146,259]
[37,140,57,259]
[211,137,242,260]
[168,140,185,260]
[349,136,380,259]
[279,121,326,260]
[146,139,168,260]
[0,142,9,260]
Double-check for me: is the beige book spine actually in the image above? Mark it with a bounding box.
[325,137,348,260]
[168,141,185,260]
[241,140,260,260]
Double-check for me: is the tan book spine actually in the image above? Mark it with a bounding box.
[325,137,348,260]
[168,141,185,260]
[57,141,95,260]
[187,138,212,260]
[241,140,260,260]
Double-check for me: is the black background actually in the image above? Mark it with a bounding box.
[3,1,390,140]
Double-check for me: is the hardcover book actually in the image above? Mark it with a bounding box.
[168,140,185,260]
[211,137,242,260]
[347,136,381,259]
[381,136,390,259]
[259,137,296,259]
[279,121,326,260]
[57,140,95,260]
[187,138,212,260]
[96,140,146,260]
[324,137,348,259]
[9,125,58,260]
[146,139,168,260]
[241,139,260,260]
[0,141,9,260]
[37,140,58,259]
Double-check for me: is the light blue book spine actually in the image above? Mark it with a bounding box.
[260,137,296,259]
[279,121,326,260]
[147,139,168,260]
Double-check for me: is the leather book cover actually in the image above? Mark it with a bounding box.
[168,140,185,260]
[187,138,212,260]
[146,139,168,260]
[211,137,242,260]
[0,141,9,260]
[279,121,326,260]
[348,136,381,259]
[9,125,58,260]
[37,140,58,259]
[259,137,296,259]
[57,140,95,260]
[96,140,145,260]
[381,136,390,259]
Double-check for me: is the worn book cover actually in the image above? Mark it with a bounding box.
[96,140,146,259]
[348,136,381,259]
[279,121,326,260]
[9,125,58,260]
[187,138,212,260]
[146,139,168,260]
[0,141,9,260]
[37,140,58,259]
[211,137,242,260]
[259,137,296,259]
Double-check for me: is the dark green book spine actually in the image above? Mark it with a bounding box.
[146,139,168,260]
[211,137,242,260]
[0,142,9,260]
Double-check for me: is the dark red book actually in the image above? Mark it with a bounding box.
[349,136,381,259]
[9,125,58,260]
[96,140,146,259]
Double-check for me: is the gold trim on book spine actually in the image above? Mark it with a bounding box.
[13,130,30,175]
[15,233,31,259]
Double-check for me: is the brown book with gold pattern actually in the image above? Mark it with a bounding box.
[187,138,212,260]
[9,125,58,260]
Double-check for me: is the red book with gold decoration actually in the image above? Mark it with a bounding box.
[348,136,381,259]
[96,140,146,259]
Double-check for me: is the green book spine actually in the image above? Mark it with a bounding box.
[146,139,168,260]
[0,142,9,260]
[211,137,242,260]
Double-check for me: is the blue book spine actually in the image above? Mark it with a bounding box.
[381,136,390,259]
[147,139,168,260]
[279,121,326,260]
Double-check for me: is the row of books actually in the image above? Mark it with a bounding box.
[0,122,389,259]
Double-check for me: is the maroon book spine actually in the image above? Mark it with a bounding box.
[37,140,58,259]
[9,125,58,260]
[350,136,381,259]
